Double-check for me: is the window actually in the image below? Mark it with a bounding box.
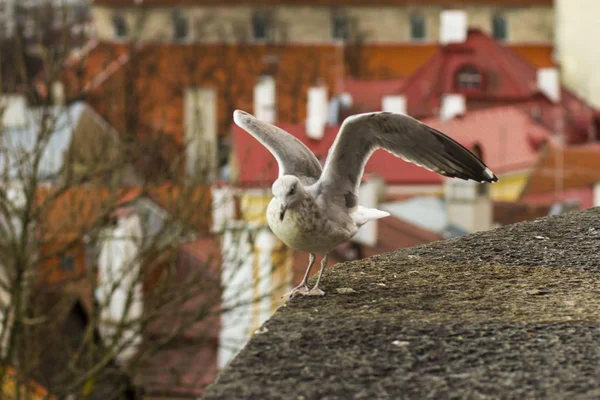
[410,13,425,41]
[60,254,75,271]
[252,10,271,41]
[112,13,127,38]
[331,12,349,41]
[492,13,507,41]
[172,8,189,41]
[456,65,482,90]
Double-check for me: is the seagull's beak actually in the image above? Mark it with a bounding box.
[279,204,287,221]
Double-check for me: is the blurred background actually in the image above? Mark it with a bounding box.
[0,0,598,398]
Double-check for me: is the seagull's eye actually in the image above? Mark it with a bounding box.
[289,187,296,195]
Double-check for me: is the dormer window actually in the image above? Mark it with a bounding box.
[331,12,349,41]
[252,10,272,41]
[456,65,482,91]
[172,8,189,41]
[492,13,507,41]
[113,14,127,38]
[112,13,127,38]
[410,13,426,41]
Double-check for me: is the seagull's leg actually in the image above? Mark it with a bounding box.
[306,253,328,296]
[282,253,315,300]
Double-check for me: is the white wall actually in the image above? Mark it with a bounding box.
[253,76,276,124]
[211,186,236,234]
[594,182,600,208]
[555,0,600,108]
[444,179,492,233]
[254,228,276,327]
[91,5,553,43]
[1,94,27,128]
[218,222,254,369]
[96,213,143,366]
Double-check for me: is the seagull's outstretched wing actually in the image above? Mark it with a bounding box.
[233,110,322,181]
[316,112,498,208]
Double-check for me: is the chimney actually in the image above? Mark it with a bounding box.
[594,182,600,208]
[537,68,561,103]
[444,177,492,233]
[51,81,65,106]
[440,94,466,121]
[440,10,467,45]
[381,95,406,114]
[253,75,276,123]
[306,86,328,140]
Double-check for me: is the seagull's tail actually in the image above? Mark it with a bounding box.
[350,206,390,227]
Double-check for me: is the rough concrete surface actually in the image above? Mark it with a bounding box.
[204,207,600,400]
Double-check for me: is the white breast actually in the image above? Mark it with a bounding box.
[266,197,354,254]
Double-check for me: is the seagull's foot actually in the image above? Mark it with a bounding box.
[305,287,325,296]
[282,284,310,300]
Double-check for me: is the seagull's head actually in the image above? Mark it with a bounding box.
[272,175,305,221]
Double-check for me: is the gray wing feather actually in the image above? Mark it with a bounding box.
[233,110,322,181]
[316,112,498,208]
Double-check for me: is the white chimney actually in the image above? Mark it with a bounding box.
[306,86,328,140]
[51,81,65,106]
[339,92,353,108]
[253,75,276,124]
[444,178,492,233]
[440,94,466,121]
[382,95,406,114]
[537,68,561,103]
[440,10,467,44]
[594,182,600,207]
[1,94,27,128]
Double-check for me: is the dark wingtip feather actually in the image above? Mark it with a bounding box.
[482,167,499,183]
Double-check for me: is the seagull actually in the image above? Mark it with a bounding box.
[233,110,498,299]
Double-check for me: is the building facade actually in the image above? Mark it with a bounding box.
[555,0,600,109]
[91,1,553,44]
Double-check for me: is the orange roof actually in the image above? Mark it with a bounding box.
[93,0,552,6]
[3,367,56,400]
[520,142,600,198]
[69,42,344,143]
[507,44,555,68]
[35,186,118,242]
[348,44,439,79]
[36,184,212,242]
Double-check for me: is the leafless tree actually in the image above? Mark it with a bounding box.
[0,5,289,399]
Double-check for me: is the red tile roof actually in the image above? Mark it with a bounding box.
[398,29,546,118]
[362,215,442,258]
[421,105,553,173]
